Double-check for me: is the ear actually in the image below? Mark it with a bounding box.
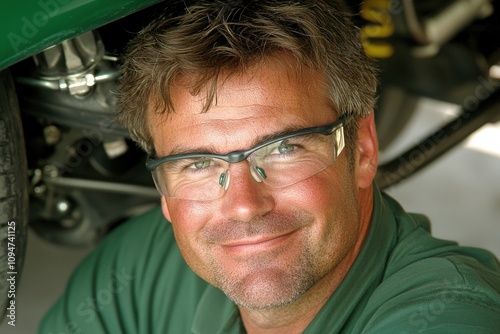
[161,196,173,223]
[354,112,378,189]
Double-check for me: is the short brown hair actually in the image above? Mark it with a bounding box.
[116,0,377,154]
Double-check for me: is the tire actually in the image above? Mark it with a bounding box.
[0,70,29,322]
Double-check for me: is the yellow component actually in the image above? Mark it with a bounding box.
[360,0,395,59]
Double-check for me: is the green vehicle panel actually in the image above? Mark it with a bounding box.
[0,0,163,71]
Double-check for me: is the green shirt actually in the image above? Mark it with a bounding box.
[39,187,500,333]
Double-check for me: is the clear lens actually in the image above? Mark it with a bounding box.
[249,133,339,187]
[151,125,345,200]
[152,159,228,200]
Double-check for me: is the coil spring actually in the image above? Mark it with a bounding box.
[360,0,395,59]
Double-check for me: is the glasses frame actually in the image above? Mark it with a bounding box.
[146,113,353,172]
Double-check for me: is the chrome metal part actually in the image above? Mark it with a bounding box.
[28,165,158,246]
[28,182,158,246]
[33,31,104,79]
[15,68,118,92]
[103,138,129,159]
[43,164,60,178]
[490,63,500,81]
[32,31,105,95]
[44,176,158,197]
[43,125,61,146]
[402,0,493,57]
[17,68,128,137]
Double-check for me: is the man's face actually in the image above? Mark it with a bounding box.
[149,58,366,310]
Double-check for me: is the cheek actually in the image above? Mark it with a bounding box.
[164,199,217,268]
[280,165,357,216]
[278,166,360,245]
[166,200,217,244]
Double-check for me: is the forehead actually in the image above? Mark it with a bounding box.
[148,56,337,156]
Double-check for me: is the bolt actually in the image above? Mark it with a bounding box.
[33,185,47,197]
[43,125,61,146]
[490,64,500,81]
[56,199,71,214]
[104,139,128,159]
[43,165,59,178]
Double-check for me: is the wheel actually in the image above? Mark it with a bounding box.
[0,69,29,323]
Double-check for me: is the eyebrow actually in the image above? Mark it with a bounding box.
[165,124,307,157]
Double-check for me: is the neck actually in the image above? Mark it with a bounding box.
[239,184,374,334]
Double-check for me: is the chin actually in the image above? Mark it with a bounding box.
[216,263,317,310]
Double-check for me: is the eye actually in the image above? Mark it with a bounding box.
[192,159,212,169]
[261,140,302,159]
[277,143,295,154]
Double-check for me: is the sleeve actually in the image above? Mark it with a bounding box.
[38,207,208,334]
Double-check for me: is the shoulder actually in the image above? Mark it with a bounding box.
[359,255,500,333]
[39,206,208,333]
[359,193,500,332]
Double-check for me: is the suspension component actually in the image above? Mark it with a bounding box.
[402,0,493,57]
[360,0,395,59]
[31,31,105,95]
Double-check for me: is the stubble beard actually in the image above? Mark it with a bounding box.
[204,211,326,311]
[215,242,319,310]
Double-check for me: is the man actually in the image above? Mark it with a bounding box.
[39,0,500,333]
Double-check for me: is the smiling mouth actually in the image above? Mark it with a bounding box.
[221,230,297,254]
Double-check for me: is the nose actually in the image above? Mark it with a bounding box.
[220,162,275,222]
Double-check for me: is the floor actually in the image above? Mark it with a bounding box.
[2,98,499,333]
